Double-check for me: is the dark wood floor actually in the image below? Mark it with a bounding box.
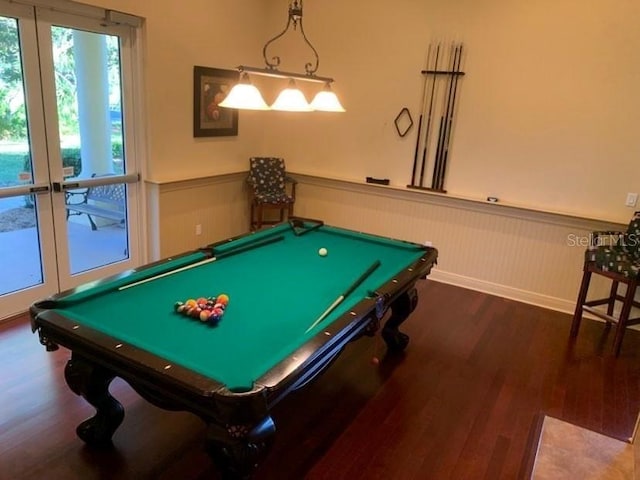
[2,280,640,480]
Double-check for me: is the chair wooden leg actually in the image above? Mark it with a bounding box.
[256,205,263,230]
[250,203,255,230]
[570,269,591,338]
[612,283,637,356]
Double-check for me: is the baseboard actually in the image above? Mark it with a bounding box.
[429,269,576,315]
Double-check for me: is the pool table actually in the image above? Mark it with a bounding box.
[31,218,438,478]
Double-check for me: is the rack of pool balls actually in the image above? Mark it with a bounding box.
[174,294,229,325]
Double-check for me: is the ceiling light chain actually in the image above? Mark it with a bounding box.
[218,0,345,112]
[262,0,320,76]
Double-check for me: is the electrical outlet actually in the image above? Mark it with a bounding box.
[195,224,202,235]
[424,240,433,247]
[625,193,638,207]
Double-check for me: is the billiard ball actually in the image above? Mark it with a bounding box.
[318,247,328,256]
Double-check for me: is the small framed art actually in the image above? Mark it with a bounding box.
[193,66,239,137]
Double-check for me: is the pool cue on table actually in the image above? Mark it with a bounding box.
[305,260,381,333]
[118,235,284,291]
[289,218,324,236]
[118,256,217,291]
[213,234,284,259]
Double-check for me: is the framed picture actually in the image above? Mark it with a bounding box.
[193,66,239,137]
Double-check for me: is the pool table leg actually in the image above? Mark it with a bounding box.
[64,354,125,446]
[382,286,418,351]
[205,416,276,479]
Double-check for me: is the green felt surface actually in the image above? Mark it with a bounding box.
[52,223,425,390]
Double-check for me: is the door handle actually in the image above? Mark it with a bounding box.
[53,182,82,192]
[29,185,50,194]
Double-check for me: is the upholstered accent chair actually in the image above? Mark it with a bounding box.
[247,157,297,230]
[570,211,640,355]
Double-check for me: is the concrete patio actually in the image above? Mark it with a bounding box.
[0,208,127,296]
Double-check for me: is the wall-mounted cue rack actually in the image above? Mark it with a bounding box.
[408,42,465,193]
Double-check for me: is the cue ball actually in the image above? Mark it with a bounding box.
[318,248,328,257]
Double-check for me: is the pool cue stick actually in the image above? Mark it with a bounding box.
[430,69,448,188]
[410,45,432,187]
[289,218,324,236]
[432,43,457,190]
[118,257,218,291]
[418,43,440,188]
[213,234,284,259]
[432,119,444,189]
[119,235,284,291]
[436,43,463,191]
[431,45,456,190]
[434,44,458,190]
[305,260,381,333]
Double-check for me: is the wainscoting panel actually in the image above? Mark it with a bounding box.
[292,175,621,313]
[149,172,249,258]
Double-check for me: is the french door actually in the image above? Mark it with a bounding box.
[0,1,143,319]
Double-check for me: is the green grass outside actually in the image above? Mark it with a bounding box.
[0,141,123,187]
[0,152,28,187]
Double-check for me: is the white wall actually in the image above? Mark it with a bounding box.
[82,0,639,223]
[261,0,640,224]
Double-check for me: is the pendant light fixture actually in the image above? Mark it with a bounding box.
[218,72,270,111]
[310,83,346,112]
[271,79,313,112]
[219,0,345,112]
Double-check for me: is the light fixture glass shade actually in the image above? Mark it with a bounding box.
[310,84,346,112]
[271,79,313,112]
[218,74,270,110]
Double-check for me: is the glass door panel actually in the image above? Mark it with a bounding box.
[1,2,143,317]
[64,180,130,274]
[0,196,42,294]
[0,3,58,317]
[35,7,142,292]
[49,26,129,275]
[0,13,42,296]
